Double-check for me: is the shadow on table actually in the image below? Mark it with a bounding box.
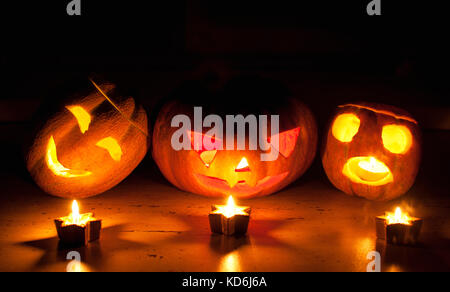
[19,224,149,272]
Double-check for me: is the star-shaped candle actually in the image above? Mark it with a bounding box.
[54,200,102,246]
[209,196,251,236]
[376,207,422,245]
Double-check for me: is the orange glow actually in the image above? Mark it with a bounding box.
[66,106,91,134]
[342,156,393,186]
[382,125,413,154]
[199,150,217,167]
[269,127,300,158]
[332,114,361,142]
[211,196,249,218]
[235,157,250,172]
[46,136,92,178]
[219,252,241,272]
[60,200,96,227]
[96,137,123,161]
[385,207,413,225]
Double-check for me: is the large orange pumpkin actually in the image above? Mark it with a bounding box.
[152,76,318,198]
[322,102,421,201]
[26,80,149,198]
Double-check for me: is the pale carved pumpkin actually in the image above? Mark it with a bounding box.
[152,77,318,198]
[322,102,421,201]
[26,80,149,198]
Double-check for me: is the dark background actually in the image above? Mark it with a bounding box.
[1,0,449,185]
[1,1,449,121]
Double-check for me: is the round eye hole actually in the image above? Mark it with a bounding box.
[332,114,361,142]
[382,125,412,154]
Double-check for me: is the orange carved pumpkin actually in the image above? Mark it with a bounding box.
[26,80,149,198]
[152,77,318,198]
[322,102,421,201]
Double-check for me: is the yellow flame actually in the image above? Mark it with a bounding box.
[236,157,249,170]
[61,200,96,227]
[358,157,390,174]
[385,207,412,225]
[212,196,249,218]
[72,200,80,225]
[66,106,91,134]
[96,137,122,161]
[46,136,92,178]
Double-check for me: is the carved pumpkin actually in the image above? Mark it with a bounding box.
[26,80,149,198]
[322,102,421,201]
[152,77,318,198]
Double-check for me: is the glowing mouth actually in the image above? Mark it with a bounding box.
[342,156,393,186]
[195,172,289,197]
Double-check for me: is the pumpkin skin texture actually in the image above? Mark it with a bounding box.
[152,77,318,199]
[322,102,421,201]
[26,81,149,198]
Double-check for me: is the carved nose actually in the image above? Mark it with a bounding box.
[235,157,250,173]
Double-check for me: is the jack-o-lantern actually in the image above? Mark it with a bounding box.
[26,80,149,198]
[152,76,318,198]
[322,102,421,201]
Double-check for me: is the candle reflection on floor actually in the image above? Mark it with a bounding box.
[219,252,241,272]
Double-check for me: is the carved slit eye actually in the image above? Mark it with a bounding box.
[96,137,123,161]
[332,114,360,142]
[268,127,300,158]
[66,106,92,134]
[382,125,412,154]
[188,131,222,167]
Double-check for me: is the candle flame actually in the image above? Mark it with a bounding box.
[72,200,80,225]
[359,157,389,173]
[61,200,95,227]
[385,207,412,225]
[212,196,249,218]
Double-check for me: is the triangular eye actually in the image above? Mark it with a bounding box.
[187,131,221,167]
[268,127,300,158]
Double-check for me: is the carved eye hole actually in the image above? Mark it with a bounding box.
[188,131,222,167]
[268,127,300,158]
[96,137,123,161]
[66,106,91,134]
[332,114,360,142]
[382,125,412,154]
[235,157,250,172]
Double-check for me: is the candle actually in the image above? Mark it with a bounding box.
[54,200,102,246]
[354,157,390,182]
[376,207,422,245]
[209,196,251,236]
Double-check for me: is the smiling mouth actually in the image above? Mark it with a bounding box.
[195,172,289,197]
[46,136,92,178]
[342,156,393,186]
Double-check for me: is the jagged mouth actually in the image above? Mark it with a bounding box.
[195,172,289,197]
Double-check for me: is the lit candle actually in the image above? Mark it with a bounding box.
[376,207,422,245]
[209,196,251,236]
[355,157,390,182]
[54,200,102,246]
